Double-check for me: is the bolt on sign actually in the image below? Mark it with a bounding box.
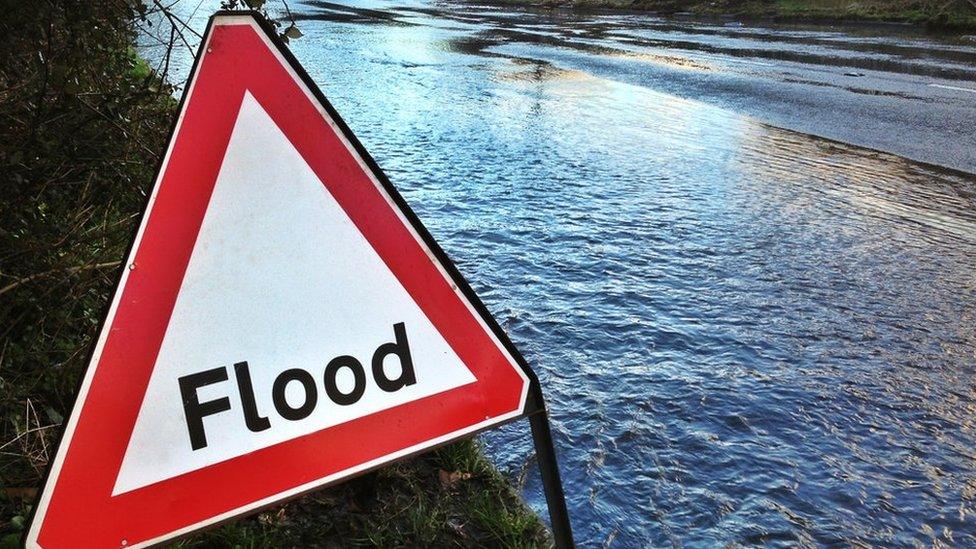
[25,11,573,549]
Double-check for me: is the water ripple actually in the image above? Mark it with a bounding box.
[145,1,976,545]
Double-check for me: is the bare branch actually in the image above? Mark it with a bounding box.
[0,261,122,298]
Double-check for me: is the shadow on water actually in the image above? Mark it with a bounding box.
[400,3,976,80]
[293,1,415,24]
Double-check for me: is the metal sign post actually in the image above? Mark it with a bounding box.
[528,397,575,548]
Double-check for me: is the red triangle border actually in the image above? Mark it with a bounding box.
[27,13,536,548]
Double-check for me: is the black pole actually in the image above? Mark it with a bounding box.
[529,409,574,548]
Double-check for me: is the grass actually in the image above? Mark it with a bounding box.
[174,439,549,547]
[770,0,976,28]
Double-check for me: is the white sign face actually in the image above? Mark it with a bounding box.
[115,93,477,494]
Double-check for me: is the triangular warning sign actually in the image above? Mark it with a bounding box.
[27,13,534,548]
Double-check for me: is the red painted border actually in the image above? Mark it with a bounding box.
[34,20,526,548]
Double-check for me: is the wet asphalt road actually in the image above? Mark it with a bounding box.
[302,2,976,173]
[147,2,976,173]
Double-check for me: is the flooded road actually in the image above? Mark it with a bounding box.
[144,2,976,546]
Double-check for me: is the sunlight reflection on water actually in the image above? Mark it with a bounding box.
[142,2,976,545]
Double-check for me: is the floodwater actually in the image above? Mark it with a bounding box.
[143,2,976,546]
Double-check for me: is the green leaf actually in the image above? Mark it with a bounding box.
[10,515,24,530]
[244,0,265,8]
[46,405,63,425]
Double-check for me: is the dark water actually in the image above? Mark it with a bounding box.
[144,2,976,546]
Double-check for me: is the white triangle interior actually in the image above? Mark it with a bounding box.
[113,92,476,495]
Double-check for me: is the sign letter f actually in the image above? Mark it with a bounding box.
[179,367,232,450]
